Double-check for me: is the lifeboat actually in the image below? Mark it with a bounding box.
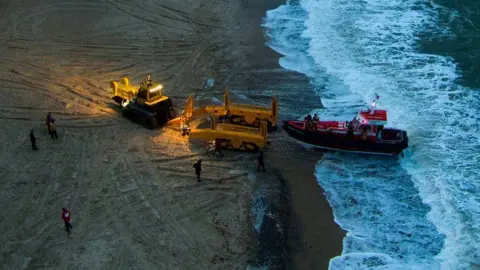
[282,99,408,156]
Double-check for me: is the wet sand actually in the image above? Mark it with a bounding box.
[0,0,344,269]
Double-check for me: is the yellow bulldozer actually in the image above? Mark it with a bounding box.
[110,76,176,129]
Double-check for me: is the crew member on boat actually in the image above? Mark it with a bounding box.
[361,126,368,140]
[304,114,315,132]
[377,125,384,140]
[347,121,354,138]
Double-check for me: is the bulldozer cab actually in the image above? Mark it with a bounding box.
[136,88,148,105]
[136,84,168,106]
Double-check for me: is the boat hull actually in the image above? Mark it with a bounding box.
[282,121,408,156]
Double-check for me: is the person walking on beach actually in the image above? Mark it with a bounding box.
[46,112,55,123]
[49,122,58,139]
[257,151,266,172]
[212,139,224,157]
[30,130,39,150]
[61,208,73,233]
[46,112,55,134]
[193,159,202,182]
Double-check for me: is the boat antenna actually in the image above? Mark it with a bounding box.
[370,93,379,115]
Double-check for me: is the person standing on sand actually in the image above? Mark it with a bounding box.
[212,139,224,157]
[30,130,38,150]
[49,122,58,139]
[46,112,55,123]
[46,112,55,135]
[193,159,202,182]
[61,208,73,233]
[257,151,266,172]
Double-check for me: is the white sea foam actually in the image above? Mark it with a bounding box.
[264,0,480,269]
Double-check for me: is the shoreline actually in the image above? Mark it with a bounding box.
[216,0,347,268]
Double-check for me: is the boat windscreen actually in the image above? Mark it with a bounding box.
[351,116,360,129]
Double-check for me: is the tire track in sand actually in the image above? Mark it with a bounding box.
[98,130,212,269]
[55,130,152,270]
[0,134,84,268]
[122,148,239,268]
[102,157,174,268]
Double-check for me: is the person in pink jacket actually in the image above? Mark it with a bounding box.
[61,208,73,233]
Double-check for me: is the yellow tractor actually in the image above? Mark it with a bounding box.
[110,76,176,129]
[179,88,278,131]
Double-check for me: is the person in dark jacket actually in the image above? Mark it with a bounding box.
[212,139,224,157]
[61,208,73,233]
[30,130,38,150]
[257,151,266,172]
[46,112,55,134]
[193,159,202,182]
[46,112,55,124]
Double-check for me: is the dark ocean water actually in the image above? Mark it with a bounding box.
[263,0,480,269]
[420,0,480,88]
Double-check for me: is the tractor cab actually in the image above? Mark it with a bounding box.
[134,84,168,106]
[111,75,176,129]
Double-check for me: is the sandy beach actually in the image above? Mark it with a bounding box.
[0,0,343,269]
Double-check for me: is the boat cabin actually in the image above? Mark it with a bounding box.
[347,108,403,141]
[349,109,387,134]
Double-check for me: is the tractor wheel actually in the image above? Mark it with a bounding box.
[147,117,158,129]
